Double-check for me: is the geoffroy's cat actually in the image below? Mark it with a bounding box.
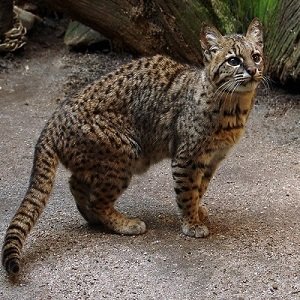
[2,18,264,275]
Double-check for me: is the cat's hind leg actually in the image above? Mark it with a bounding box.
[89,179,147,235]
[70,171,146,235]
[69,175,100,224]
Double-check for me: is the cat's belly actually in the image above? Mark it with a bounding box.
[132,149,170,174]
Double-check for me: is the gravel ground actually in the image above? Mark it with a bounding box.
[0,29,299,300]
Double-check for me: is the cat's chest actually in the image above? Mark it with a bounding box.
[212,114,246,147]
[210,93,254,147]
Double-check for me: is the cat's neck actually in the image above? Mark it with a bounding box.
[217,90,256,115]
[214,90,256,131]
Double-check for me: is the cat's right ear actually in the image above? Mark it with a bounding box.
[200,24,223,62]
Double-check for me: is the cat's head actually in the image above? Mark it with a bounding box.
[200,18,264,93]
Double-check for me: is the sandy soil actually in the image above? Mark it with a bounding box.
[0,27,299,299]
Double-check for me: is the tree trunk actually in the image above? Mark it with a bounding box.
[46,0,226,65]
[266,0,300,86]
[0,0,14,36]
[46,0,299,87]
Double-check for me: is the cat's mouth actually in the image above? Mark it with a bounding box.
[219,73,262,94]
[233,78,260,93]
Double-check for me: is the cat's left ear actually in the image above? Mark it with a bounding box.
[200,24,224,62]
[246,18,263,48]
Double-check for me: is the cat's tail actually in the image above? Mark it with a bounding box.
[2,129,59,275]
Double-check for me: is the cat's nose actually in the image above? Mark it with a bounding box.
[246,67,257,76]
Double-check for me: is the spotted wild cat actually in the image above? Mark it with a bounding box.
[2,18,264,275]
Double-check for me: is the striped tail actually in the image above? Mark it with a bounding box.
[2,134,58,275]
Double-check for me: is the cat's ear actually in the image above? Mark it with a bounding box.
[246,18,263,48]
[200,24,223,62]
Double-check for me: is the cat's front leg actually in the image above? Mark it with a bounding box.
[172,158,209,238]
[199,148,229,199]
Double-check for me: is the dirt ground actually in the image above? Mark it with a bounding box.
[0,27,299,300]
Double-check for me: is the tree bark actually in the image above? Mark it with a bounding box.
[266,0,300,86]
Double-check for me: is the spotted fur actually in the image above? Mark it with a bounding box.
[2,19,264,275]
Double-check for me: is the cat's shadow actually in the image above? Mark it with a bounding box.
[17,206,279,276]
[19,209,178,273]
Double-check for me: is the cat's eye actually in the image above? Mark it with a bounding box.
[252,53,261,63]
[227,57,241,66]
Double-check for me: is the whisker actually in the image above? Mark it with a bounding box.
[215,83,232,100]
[259,75,272,96]
[216,80,240,111]
[229,81,241,102]
[213,79,237,100]
[217,80,239,104]
[262,76,271,89]
[214,80,235,94]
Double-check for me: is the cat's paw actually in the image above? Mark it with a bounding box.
[181,222,209,238]
[116,218,147,235]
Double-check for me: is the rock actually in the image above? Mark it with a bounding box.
[64,21,110,51]
[14,6,41,31]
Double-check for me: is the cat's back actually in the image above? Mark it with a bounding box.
[71,55,188,112]
[100,54,187,89]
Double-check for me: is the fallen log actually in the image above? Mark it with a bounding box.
[46,0,225,65]
[43,0,300,88]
